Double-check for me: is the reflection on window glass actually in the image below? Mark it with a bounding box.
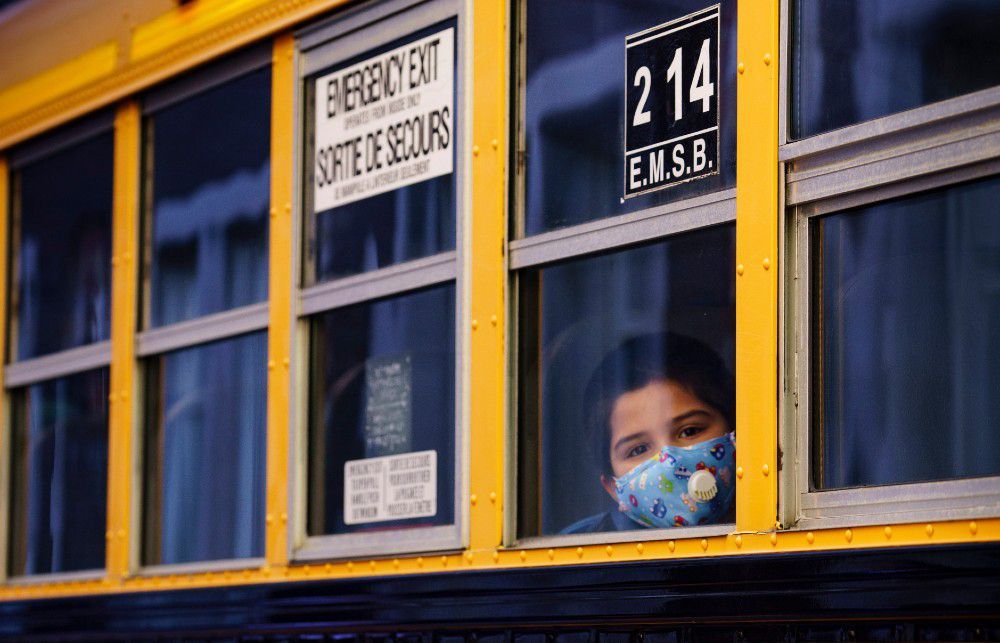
[791,0,1000,139]
[143,332,267,565]
[308,284,455,536]
[522,0,736,235]
[8,368,108,576]
[813,177,1000,490]
[147,68,271,327]
[518,225,735,536]
[305,20,457,283]
[13,132,113,359]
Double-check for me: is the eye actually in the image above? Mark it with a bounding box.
[626,443,650,459]
[677,425,706,440]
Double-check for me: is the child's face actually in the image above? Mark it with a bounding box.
[606,379,730,478]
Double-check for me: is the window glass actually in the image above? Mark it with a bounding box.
[522,0,736,236]
[812,177,1000,489]
[146,68,271,327]
[8,368,109,575]
[304,20,457,284]
[142,332,267,565]
[12,132,113,359]
[518,224,735,536]
[791,0,1000,140]
[308,284,455,536]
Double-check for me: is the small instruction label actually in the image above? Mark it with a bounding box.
[344,450,437,525]
[364,353,412,457]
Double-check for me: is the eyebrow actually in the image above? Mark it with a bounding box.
[671,409,713,425]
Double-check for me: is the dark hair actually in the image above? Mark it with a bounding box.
[584,332,734,475]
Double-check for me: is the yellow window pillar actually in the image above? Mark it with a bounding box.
[735,0,781,533]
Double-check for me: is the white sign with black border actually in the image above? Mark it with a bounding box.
[624,5,720,199]
[313,27,454,211]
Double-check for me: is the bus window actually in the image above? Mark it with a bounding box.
[5,117,113,578]
[790,0,1000,140]
[517,226,735,537]
[811,176,1000,490]
[307,285,455,537]
[302,20,458,284]
[513,0,738,543]
[295,1,465,560]
[139,52,271,568]
[520,0,736,236]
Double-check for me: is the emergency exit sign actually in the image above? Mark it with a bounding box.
[624,5,720,199]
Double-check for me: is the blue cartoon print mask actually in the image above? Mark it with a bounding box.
[613,432,735,528]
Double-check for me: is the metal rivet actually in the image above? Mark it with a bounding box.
[925,524,934,537]
[668,541,676,552]
[762,257,771,270]
[269,207,277,218]
[465,551,474,562]
[280,513,287,523]
[547,548,555,560]
[737,62,745,74]
[761,464,770,477]
[769,533,777,545]
[473,145,480,156]
[636,542,644,554]
[605,545,613,557]
[806,532,814,544]
[844,529,853,542]
[266,514,274,525]
[884,526,892,539]
[105,530,113,540]
[117,529,125,538]
[302,565,310,575]
[347,561,354,571]
[493,550,500,562]
[969,521,978,535]
[736,264,745,276]
[120,390,128,400]
[268,360,275,370]
[109,392,117,402]
[763,53,772,66]
[393,559,400,569]
[490,315,498,326]
[112,256,120,266]
[282,358,290,368]
[491,139,499,150]
[489,491,497,503]
[734,535,742,548]
[284,204,291,213]
[470,494,478,506]
[440,556,448,567]
[324,563,332,572]
[700,539,708,551]
[520,550,527,562]
[736,466,744,479]
[471,319,479,330]
[576,547,584,558]
[417,556,424,567]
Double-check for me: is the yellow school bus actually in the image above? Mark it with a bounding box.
[0,0,997,639]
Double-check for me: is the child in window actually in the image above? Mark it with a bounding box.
[562,332,735,533]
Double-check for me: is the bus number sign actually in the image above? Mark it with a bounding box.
[624,5,720,199]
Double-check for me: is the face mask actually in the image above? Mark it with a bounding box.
[613,432,735,528]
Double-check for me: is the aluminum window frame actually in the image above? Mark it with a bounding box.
[135,53,274,575]
[290,0,469,562]
[507,0,738,548]
[2,118,116,583]
[780,61,1000,529]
